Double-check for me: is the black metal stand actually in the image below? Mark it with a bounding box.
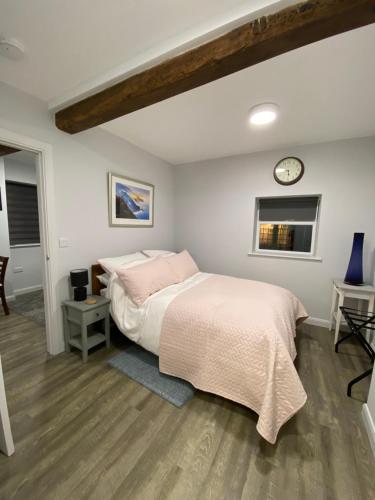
[335,306,374,397]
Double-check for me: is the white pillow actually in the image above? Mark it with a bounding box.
[97,273,110,286]
[164,250,199,282]
[98,252,147,274]
[142,250,176,258]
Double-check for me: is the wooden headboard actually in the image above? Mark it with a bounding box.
[91,263,106,296]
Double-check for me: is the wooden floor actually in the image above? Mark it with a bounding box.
[0,312,374,500]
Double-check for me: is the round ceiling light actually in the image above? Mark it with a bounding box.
[249,103,279,126]
[0,37,25,60]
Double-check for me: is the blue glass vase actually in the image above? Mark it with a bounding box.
[344,233,364,285]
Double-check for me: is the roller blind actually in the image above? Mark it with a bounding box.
[5,181,40,245]
[258,196,319,222]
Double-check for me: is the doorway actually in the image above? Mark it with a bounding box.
[0,129,60,355]
[1,150,45,326]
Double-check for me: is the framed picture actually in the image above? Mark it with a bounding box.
[108,173,154,227]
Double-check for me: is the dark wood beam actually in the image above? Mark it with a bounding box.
[56,0,375,134]
[0,145,20,157]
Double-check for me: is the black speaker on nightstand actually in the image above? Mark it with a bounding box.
[70,269,88,301]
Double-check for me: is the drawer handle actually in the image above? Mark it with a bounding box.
[96,312,99,317]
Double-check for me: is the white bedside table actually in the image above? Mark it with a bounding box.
[329,279,375,345]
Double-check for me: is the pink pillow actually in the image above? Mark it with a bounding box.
[165,250,199,282]
[117,256,178,306]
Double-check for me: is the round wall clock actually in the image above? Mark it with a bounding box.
[273,157,304,186]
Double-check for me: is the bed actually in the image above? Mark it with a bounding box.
[91,257,307,444]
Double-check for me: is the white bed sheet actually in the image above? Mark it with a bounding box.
[108,271,210,355]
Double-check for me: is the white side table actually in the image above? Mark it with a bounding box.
[329,279,375,345]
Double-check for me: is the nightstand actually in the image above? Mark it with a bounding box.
[62,296,110,362]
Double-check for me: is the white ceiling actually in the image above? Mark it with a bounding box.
[0,0,283,104]
[102,24,375,164]
[1,2,374,165]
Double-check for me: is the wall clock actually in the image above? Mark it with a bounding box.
[274,157,304,186]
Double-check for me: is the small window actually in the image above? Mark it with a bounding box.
[253,195,320,256]
[5,181,40,245]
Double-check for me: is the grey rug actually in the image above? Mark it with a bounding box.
[108,345,195,407]
[10,290,45,326]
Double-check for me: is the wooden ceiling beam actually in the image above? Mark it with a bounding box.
[55,0,375,134]
[0,145,20,157]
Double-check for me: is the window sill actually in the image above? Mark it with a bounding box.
[10,244,41,249]
[248,251,322,262]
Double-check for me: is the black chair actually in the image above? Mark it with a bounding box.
[335,306,374,397]
[0,256,10,316]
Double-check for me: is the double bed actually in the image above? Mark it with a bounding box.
[91,252,307,443]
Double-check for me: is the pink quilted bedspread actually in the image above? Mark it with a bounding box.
[159,274,308,443]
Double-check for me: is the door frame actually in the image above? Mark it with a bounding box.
[0,127,61,355]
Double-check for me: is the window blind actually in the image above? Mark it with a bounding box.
[5,181,40,245]
[258,196,319,222]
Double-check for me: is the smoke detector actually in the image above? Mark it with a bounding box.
[0,37,25,60]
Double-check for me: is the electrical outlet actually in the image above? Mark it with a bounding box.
[13,266,23,273]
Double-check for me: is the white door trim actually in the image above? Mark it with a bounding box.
[362,404,375,457]
[0,127,62,355]
[0,355,14,456]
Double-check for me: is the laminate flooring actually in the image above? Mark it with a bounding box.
[0,311,374,500]
[9,290,45,326]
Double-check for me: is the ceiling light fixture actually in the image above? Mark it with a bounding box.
[0,37,25,60]
[249,103,279,126]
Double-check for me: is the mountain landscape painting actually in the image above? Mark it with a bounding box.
[109,173,154,227]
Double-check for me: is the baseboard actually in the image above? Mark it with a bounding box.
[305,316,350,334]
[362,404,375,457]
[305,317,330,328]
[14,284,43,296]
[5,294,15,302]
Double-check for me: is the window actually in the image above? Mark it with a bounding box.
[253,195,320,257]
[5,181,40,245]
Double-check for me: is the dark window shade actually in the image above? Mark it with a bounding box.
[258,196,319,222]
[5,181,40,245]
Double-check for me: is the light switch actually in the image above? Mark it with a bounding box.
[13,266,23,273]
[59,237,69,248]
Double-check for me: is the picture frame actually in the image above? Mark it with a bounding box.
[108,172,154,227]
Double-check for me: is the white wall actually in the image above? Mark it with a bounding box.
[0,81,175,351]
[1,81,373,361]
[175,137,375,322]
[4,157,37,184]
[0,159,13,297]
[8,247,42,295]
[4,156,43,295]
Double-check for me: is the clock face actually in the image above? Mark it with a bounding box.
[274,157,304,185]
